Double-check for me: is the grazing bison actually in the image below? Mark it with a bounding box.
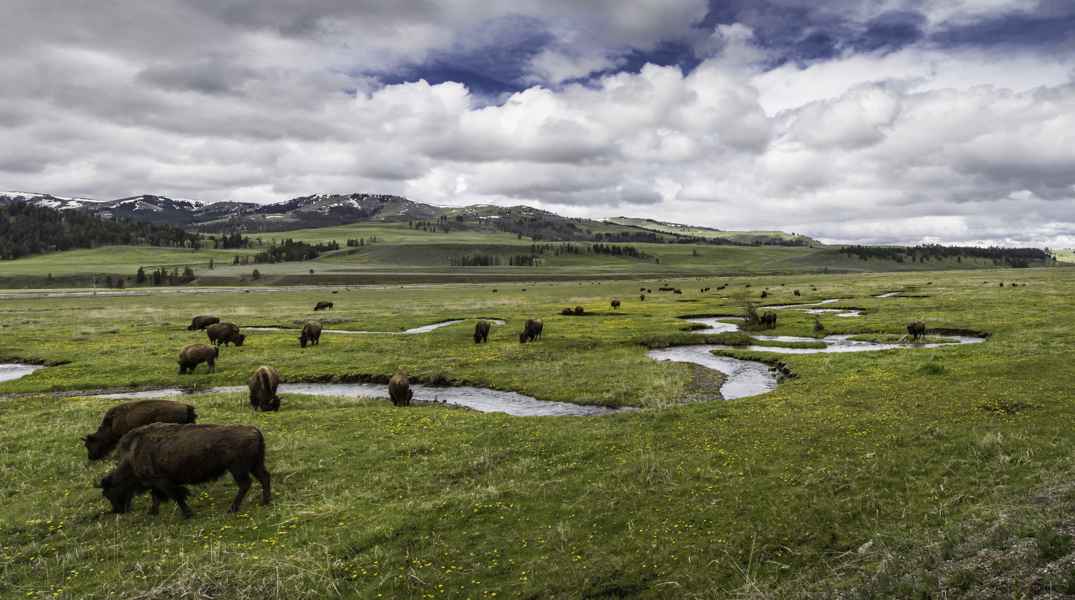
[639,294,646,302]
[178,344,219,374]
[474,320,491,343]
[760,290,768,298]
[206,322,245,347]
[673,289,683,295]
[313,301,333,311]
[794,290,801,296]
[760,312,778,329]
[187,315,220,331]
[561,307,574,316]
[83,400,197,460]
[248,366,281,412]
[907,321,927,341]
[98,423,270,518]
[610,298,621,310]
[519,319,543,344]
[299,321,322,348]
[574,306,584,315]
[388,372,413,406]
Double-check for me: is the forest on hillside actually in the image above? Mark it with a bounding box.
[0,201,201,260]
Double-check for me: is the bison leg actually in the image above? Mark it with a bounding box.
[253,462,272,506]
[148,488,168,515]
[228,472,252,513]
[206,358,215,373]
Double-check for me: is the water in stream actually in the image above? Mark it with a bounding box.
[0,364,43,383]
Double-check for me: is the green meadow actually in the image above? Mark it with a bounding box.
[2,266,1075,598]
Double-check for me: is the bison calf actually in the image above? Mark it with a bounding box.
[178,344,219,374]
[98,423,270,518]
[206,322,245,347]
[84,400,197,460]
[388,372,413,406]
[187,315,220,331]
[248,366,281,411]
[299,321,322,348]
[473,320,491,343]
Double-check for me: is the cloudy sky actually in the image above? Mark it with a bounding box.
[3,1,1074,245]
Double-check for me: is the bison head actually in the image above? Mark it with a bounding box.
[234,334,246,347]
[83,433,110,461]
[98,473,136,514]
[299,334,308,348]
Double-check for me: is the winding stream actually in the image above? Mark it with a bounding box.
[0,364,43,383]
[84,383,626,417]
[245,319,505,336]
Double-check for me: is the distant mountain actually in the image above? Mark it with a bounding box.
[0,191,816,244]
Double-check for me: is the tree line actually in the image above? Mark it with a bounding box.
[838,244,1051,267]
[0,201,201,260]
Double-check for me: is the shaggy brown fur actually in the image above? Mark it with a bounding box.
[248,366,281,411]
[206,322,245,347]
[313,301,334,311]
[610,298,621,310]
[519,319,544,343]
[187,315,220,331]
[99,423,270,518]
[473,320,491,343]
[83,400,196,460]
[299,321,322,348]
[388,372,413,406]
[178,344,219,374]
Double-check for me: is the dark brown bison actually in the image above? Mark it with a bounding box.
[561,307,573,315]
[610,298,621,310]
[760,312,777,329]
[299,321,322,348]
[98,423,270,518]
[206,322,245,347]
[178,344,219,374]
[673,289,683,295]
[907,321,927,341]
[793,289,801,296]
[574,306,584,315]
[760,290,768,298]
[83,400,196,460]
[248,366,281,412]
[639,294,646,302]
[474,320,491,343]
[187,315,220,331]
[388,372,413,406]
[519,319,543,343]
[313,301,334,311]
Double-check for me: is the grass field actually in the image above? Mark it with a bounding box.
[0,223,1043,288]
[3,267,1075,598]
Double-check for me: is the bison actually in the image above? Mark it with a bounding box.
[299,321,322,348]
[313,301,334,311]
[388,372,413,406]
[561,307,574,316]
[83,400,197,460]
[206,322,245,347]
[178,344,219,374]
[639,294,645,302]
[248,366,281,412]
[610,298,621,310]
[474,320,491,343]
[98,423,270,518]
[907,321,927,341]
[794,289,801,296]
[187,315,220,331]
[760,312,778,329]
[519,319,543,344]
[574,306,584,315]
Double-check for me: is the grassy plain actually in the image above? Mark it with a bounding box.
[2,267,1075,598]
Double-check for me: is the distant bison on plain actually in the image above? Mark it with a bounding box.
[610,298,621,310]
[574,306,584,315]
[98,423,270,518]
[187,315,220,331]
[206,322,245,347]
[760,312,777,329]
[473,320,491,343]
[248,366,281,412]
[83,400,197,460]
[907,321,927,341]
[519,319,543,343]
[388,372,413,406]
[178,344,218,374]
[299,321,322,348]
[313,301,333,311]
